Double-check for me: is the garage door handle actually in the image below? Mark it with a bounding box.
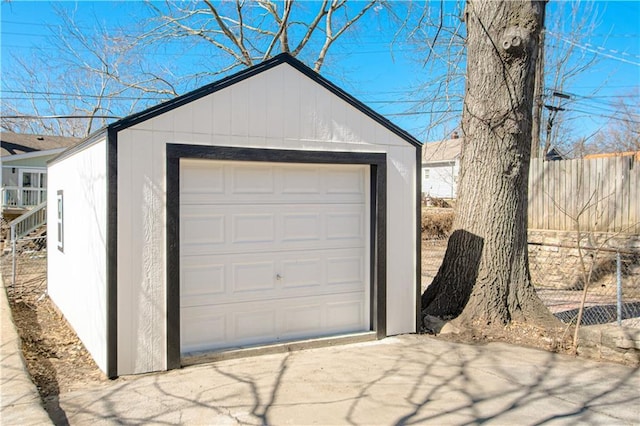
[276,274,283,280]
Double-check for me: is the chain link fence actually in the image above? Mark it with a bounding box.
[1,216,48,300]
[529,242,640,329]
[420,208,640,330]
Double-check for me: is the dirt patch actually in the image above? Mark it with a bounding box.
[6,280,107,399]
[435,320,576,355]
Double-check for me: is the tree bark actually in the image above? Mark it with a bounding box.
[422,0,555,327]
[530,1,546,158]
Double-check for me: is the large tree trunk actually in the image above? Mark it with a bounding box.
[422,0,555,327]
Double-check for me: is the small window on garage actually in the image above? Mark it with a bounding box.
[57,190,64,252]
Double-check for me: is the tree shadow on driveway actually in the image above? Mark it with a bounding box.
[51,335,639,425]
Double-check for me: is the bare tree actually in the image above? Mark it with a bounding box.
[422,0,557,329]
[136,0,379,75]
[1,0,380,136]
[1,4,177,137]
[394,1,467,141]
[538,0,605,156]
[589,91,640,153]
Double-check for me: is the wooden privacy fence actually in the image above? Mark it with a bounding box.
[528,156,639,233]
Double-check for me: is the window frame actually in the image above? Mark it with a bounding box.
[57,190,64,252]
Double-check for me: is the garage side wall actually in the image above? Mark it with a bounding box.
[47,139,108,373]
[116,62,417,374]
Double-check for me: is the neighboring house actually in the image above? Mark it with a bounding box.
[1,132,79,218]
[421,136,462,199]
[584,151,640,161]
[47,53,421,378]
[422,137,565,200]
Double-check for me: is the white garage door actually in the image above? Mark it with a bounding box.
[180,159,370,354]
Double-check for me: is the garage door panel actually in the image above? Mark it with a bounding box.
[180,160,365,205]
[231,165,275,194]
[281,168,321,194]
[180,160,370,355]
[181,309,226,353]
[181,203,364,255]
[327,255,364,286]
[234,310,277,340]
[325,169,365,194]
[326,211,364,240]
[281,303,323,334]
[181,249,364,308]
[181,292,367,354]
[232,213,275,243]
[281,212,321,242]
[232,261,276,293]
[182,192,364,206]
[182,213,225,246]
[280,258,322,289]
[181,263,225,298]
[180,162,225,194]
[327,300,365,329]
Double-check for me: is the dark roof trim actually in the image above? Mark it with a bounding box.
[1,142,38,155]
[111,53,421,148]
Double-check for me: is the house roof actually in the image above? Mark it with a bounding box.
[545,147,565,161]
[2,147,68,165]
[1,131,80,157]
[584,151,639,161]
[52,53,422,165]
[422,138,462,163]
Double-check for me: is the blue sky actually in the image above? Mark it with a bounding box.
[1,1,638,146]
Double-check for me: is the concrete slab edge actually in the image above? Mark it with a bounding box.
[182,331,377,367]
[0,270,53,425]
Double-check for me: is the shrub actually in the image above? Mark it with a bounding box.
[422,207,454,240]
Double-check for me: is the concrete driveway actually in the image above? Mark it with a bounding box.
[45,335,639,425]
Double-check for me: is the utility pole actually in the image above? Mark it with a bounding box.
[531,0,547,158]
[543,91,570,155]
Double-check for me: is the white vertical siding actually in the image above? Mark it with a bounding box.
[422,161,459,199]
[116,62,418,374]
[386,145,418,335]
[117,130,166,375]
[47,139,108,373]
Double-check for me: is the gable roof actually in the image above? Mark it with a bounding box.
[545,147,565,161]
[422,138,462,163]
[113,53,421,147]
[53,53,421,164]
[1,131,80,157]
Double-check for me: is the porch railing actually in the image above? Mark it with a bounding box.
[9,201,48,286]
[2,186,47,208]
[10,200,47,240]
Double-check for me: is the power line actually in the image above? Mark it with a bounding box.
[546,31,640,66]
[1,89,171,101]
[2,114,120,120]
[386,110,463,116]
[569,109,640,125]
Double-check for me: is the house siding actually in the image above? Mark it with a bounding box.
[47,138,108,372]
[422,161,459,199]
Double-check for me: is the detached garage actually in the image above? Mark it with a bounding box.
[47,53,421,378]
